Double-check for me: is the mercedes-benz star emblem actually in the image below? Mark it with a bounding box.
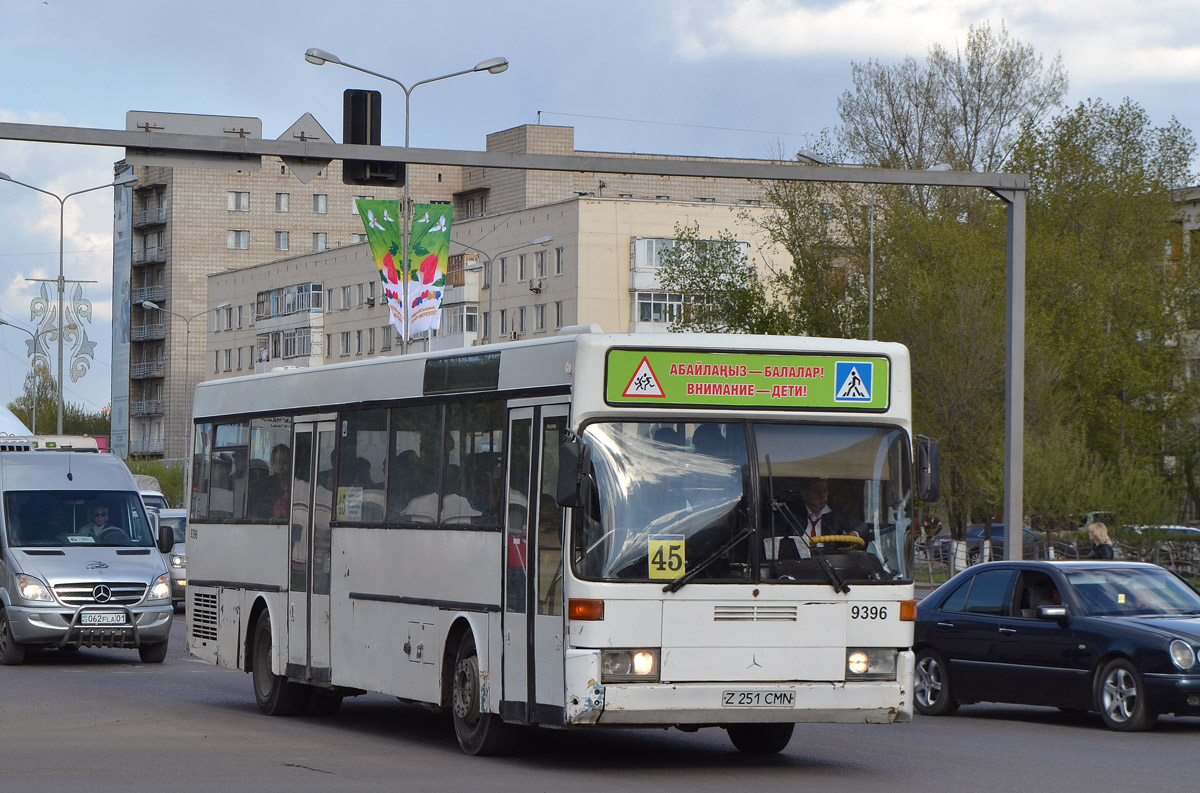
[93,584,112,603]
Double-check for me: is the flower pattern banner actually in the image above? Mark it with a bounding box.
[356,199,406,340]
[406,203,453,337]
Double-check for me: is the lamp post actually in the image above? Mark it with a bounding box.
[0,171,137,432]
[304,48,508,352]
[451,237,553,342]
[0,319,72,434]
[142,300,231,468]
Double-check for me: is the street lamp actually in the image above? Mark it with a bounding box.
[142,300,232,468]
[0,319,72,434]
[0,170,138,432]
[450,236,553,341]
[304,47,508,351]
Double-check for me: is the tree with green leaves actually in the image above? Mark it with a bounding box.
[6,368,111,439]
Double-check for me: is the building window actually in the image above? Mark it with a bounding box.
[518,254,527,281]
[368,281,376,303]
[369,327,376,353]
[313,232,327,251]
[227,191,249,212]
[351,195,374,214]
[482,311,490,339]
[555,247,565,276]
[313,194,327,214]
[380,326,392,351]
[237,347,244,370]
[276,193,289,212]
[275,231,289,251]
[357,283,365,306]
[634,291,685,324]
[214,351,219,373]
[352,233,367,244]
[224,306,233,329]
[340,331,350,357]
[518,306,526,333]
[555,300,564,328]
[535,250,546,279]
[534,304,545,332]
[499,309,507,335]
[499,256,507,283]
[227,230,249,250]
[342,285,352,308]
[483,261,492,288]
[325,334,332,358]
[223,349,232,372]
[237,305,244,328]
[355,329,364,355]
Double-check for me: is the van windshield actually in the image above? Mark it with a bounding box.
[4,491,156,548]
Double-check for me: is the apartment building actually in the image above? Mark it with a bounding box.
[113,124,777,462]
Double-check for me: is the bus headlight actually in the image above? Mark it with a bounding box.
[17,574,53,602]
[146,573,171,602]
[1169,639,1196,671]
[601,649,660,682]
[846,648,898,680]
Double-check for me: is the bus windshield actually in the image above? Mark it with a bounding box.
[573,421,912,585]
[4,491,156,548]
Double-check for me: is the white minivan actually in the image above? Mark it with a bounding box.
[0,451,175,664]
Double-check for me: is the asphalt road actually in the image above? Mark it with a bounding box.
[1,615,1198,793]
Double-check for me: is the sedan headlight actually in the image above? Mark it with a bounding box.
[17,574,53,603]
[1169,639,1196,671]
[601,649,660,682]
[170,554,186,569]
[847,648,898,680]
[146,573,171,602]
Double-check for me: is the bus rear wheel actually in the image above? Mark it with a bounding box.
[451,632,513,756]
[251,610,306,716]
[725,723,794,754]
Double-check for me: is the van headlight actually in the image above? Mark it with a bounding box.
[17,574,53,602]
[1169,639,1196,671]
[146,573,171,602]
[601,649,660,682]
[170,554,186,569]
[846,648,898,680]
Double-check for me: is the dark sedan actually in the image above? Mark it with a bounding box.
[914,560,1200,730]
[931,524,1076,565]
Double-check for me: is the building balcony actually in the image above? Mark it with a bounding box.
[133,207,167,228]
[133,246,169,266]
[131,323,167,341]
[131,400,163,417]
[131,360,167,379]
[132,285,167,304]
[128,438,165,455]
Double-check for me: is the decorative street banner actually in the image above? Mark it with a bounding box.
[356,199,406,340]
[407,203,454,337]
[606,349,890,410]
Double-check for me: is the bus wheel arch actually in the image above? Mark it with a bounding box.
[448,626,513,755]
[243,596,271,674]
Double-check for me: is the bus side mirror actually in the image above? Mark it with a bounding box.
[917,437,940,503]
[556,438,592,508]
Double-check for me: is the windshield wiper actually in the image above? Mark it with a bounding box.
[764,456,850,594]
[663,527,754,594]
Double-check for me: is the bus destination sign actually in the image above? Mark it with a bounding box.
[605,349,890,410]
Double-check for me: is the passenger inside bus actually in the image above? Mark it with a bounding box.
[247,460,277,520]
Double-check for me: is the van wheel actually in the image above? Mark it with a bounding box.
[451,632,513,755]
[0,609,26,666]
[251,610,306,716]
[139,641,168,663]
[726,723,795,753]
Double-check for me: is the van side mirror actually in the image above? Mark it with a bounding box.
[556,437,592,508]
[917,437,940,503]
[153,513,174,553]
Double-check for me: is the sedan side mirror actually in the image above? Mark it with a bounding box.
[153,513,174,554]
[1036,604,1068,622]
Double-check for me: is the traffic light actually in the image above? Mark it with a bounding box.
[343,89,402,187]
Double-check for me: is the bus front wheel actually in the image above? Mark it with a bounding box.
[451,632,513,755]
[251,610,307,716]
[725,722,794,754]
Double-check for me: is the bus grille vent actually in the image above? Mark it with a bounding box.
[713,604,798,622]
[191,592,219,642]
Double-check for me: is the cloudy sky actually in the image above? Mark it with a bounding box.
[1,0,1198,416]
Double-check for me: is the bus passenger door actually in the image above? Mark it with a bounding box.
[502,404,568,723]
[287,420,336,682]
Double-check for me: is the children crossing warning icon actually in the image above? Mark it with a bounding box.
[834,361,873,402]
[622,356,665,398]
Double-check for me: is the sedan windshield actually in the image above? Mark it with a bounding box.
[4,491,156,548]
[572,421,913,586]
[1064,566,1200,616]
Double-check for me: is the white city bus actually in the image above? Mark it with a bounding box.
[185,330,937,754]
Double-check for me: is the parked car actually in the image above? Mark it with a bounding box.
[156,509,187,609]
[932,524,1076,565]
[140,490,169,512]
[914,560,1200,731]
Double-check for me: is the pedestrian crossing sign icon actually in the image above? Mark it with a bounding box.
[622,356,665,398]
[834,361,872,402]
